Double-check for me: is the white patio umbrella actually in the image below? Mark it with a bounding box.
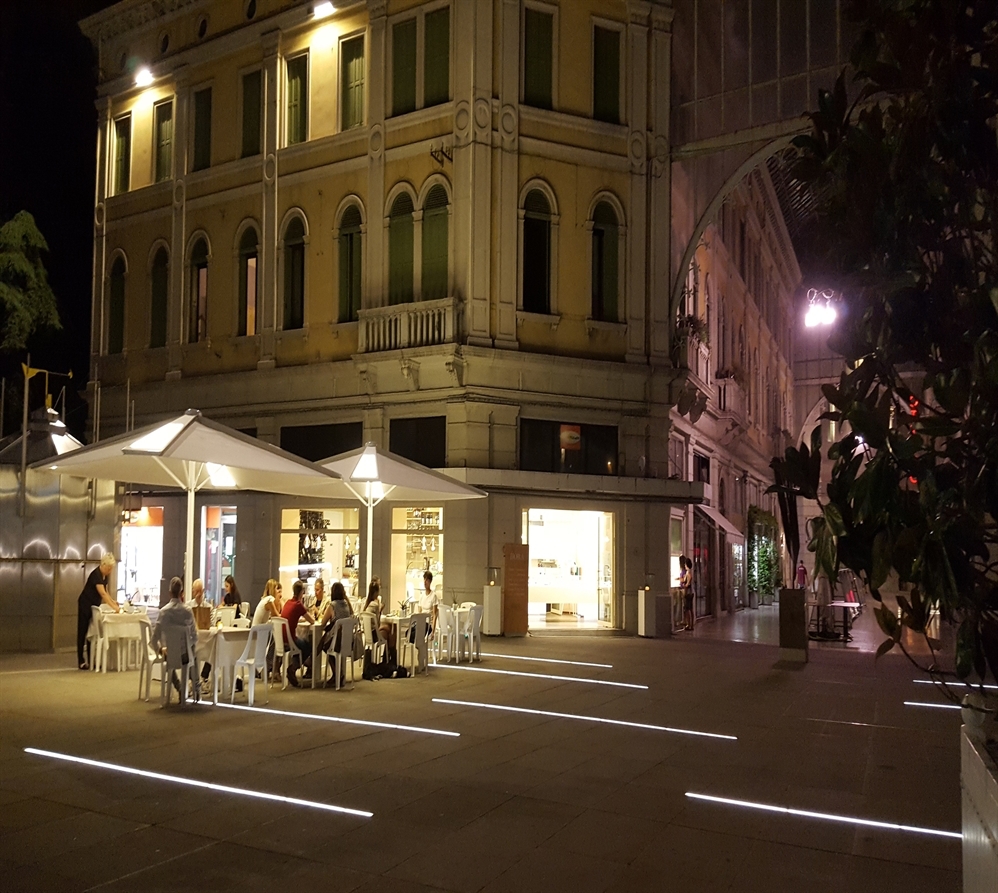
[36,409,347,596]
[319,443,487,599]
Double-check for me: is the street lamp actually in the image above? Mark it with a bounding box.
[804,288,837,327]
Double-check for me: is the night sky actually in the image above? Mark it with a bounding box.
[1,0,117,439]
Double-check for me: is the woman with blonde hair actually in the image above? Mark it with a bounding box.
[252,578,282,626]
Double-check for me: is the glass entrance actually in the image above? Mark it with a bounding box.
[522,508,615,629]
[201,505,236,603]
[119,506,164,606]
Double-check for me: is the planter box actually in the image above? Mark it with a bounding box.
[778,587,808,663]
[962,725,998,893]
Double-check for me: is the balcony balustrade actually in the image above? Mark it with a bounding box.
[357,297,460,353]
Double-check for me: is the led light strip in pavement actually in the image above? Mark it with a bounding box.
[685,792,961,840]
[24,748,373,817]
[478,653,613,669]
[912,679,997,691]
[201,701,460,736]
[432,663,647,689]
[903,701,962,710]
[433,698,736,740]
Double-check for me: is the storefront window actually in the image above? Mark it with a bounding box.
[670,516,684,587]
[279,507,360,602]
[390,507,443,612]
[119,506,164,605]
[522,508,614,628]
[201,505,237,603]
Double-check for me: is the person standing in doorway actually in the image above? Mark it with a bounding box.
[77,553,119,669]
[795,560,809,590]
[679,555,695,632]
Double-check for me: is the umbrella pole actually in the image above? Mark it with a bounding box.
[365,484,374,606]
[185,485,195,599]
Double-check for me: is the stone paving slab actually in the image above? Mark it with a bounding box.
[0,635,962,892]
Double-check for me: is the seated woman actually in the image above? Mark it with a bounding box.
[363,577,397,663]
[252,578,281,626]
[222,575,243,618]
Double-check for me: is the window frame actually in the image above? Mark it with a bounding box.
[387,2,452,119]
[339,31,367,132]
[152,99,173,183]
[419,180,451,302]
[520,1,559,110]
[240,67,263,158]
[191,84,213,173]
[285,51,309,147]
[106,252,127,355]
[385,186,416,306]
[235,222,260,338]
[148,242,169,349]
[112,113,131,196]
[333,198,366,324]
[586,194,626,324]
[279,211,308,332]
[591,17,625,125]
[516,180,560,319]
[186,234,211,344]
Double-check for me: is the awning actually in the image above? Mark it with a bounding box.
[695,504,745,542]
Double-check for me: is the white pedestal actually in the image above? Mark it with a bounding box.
[483,585,502,636]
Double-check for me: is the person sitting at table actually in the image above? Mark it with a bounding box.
[252,579,281,626]
[222,575,242,618]
[363,577,397,662]
[418,571,439,632]
[309,578,326,621]
[274,582,284,612]
[152,576,198,698]
[280,580,310,686]
[190,578,206,608]
[77,553,119,669]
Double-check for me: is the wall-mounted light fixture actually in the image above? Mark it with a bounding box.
[134,67,154,87]
[804,287,837,327]
[313,1,335,18]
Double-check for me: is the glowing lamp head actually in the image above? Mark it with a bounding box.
[351,444,380,481]
[135,67,153,87]
[313,1,334,18]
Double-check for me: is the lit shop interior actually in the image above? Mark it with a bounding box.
[390,506,443,612]
[202,505,237,602]
[279,508,360,602]
[118,505,164,605]
[521,508,614,629]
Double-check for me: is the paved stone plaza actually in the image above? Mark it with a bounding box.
[0,632,961,892]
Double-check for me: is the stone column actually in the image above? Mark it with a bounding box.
[366,2,387,308]
[258,30,281,370]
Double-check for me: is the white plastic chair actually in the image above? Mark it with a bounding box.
[459,605,484,662]
[324,617,358,690]
[231,616,251,629]
[88,606,107,672]
[240,601,250,620]
[459,601,477,610]
[137,623,164,701]
[160,626,198,708]
[270,617,301,690]
[399,613,430,676]
[217,606,237,627]
[232,625,272,707]
[434,605,458,663]
[359,611,386,664]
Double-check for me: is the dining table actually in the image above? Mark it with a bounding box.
[196,625,252,702]
[100,612,150,671]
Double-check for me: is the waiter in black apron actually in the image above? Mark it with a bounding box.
[77,553,120,669]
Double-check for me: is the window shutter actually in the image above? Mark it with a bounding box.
[424,7,450,107]
[241,71,262,157]
[338,206,363,323]
[193,88,212,171]
[341,36,365,130]
[286,55,308,145]
[238,228,258,337]
[154,102,172,183]
[592,202,618,321]
[150,249,168,348]
[592,27,620,124]
[392,19,417,116]
[114,116,131,194]
[283,219,305,330]
[108,259,126,354]
[389,194,414,305]
[523,9,553,109]
[421,186,449,301]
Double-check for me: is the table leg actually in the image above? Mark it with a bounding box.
[312,629,319,690]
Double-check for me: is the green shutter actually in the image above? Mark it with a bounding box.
[592,202,619,321]
[114,116,131,194]
[593,27,620,124]
[150,249,168,348]
[283,220,305,330]
[339,229,362,323]
[389,195,414,305]
[424,7,450,107]
[341,36,365,130]
[287,54,308,145]
[421,186,449,301]
[108,259,125,354]
[242,70,262,157]
[154,102,172,183]
[523,9,553,109]
[193,88,212,171]
[392,19,417,116]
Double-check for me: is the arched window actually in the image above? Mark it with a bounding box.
[421,185,449,301]
[522,189,551,314]
[338,205,363,322]
[238,227,258,336]
[189,238,208,343]
[108,256,126,354]
[282,217,305,330]
[150,247,168,348]
[591,201,619,322]
[388,193,414,305]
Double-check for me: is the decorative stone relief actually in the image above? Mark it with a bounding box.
[499,104,517,150]
[172,180,184,207]
[94,203,105,229]
[651,135,668,177]
[263,154,277,183]
[445,357,465,387]
[629,130,647,174]
[454,100,472,143]
[357,363,377,396]
[474,98,491,134]
[400,358,420,392]
[369,124,384,160]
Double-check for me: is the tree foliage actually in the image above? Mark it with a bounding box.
[772,0,998,688]
[0,211,60,352]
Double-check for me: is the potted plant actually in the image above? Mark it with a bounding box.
[777,1,997,883]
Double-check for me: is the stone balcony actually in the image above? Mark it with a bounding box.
[357,297,461,353]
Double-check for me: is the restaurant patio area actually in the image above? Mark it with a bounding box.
[0,634,961,892]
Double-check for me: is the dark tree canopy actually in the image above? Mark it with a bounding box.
[0,211,61,353]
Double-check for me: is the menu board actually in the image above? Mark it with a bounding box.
[503,543,529,636]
